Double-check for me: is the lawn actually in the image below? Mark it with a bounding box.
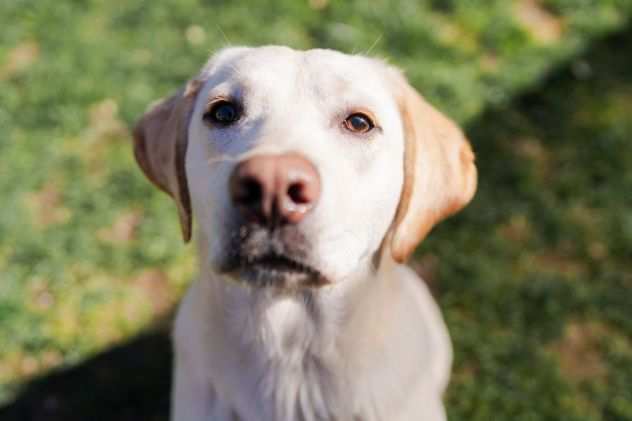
[1,1,631,420]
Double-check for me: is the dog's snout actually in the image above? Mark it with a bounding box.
[230,154,320,225]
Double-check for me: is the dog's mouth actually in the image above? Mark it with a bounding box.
[250,253,317,275]
[218,224,328,289]
[238,252,327,288]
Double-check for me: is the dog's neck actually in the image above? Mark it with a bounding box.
[200,256,398,361]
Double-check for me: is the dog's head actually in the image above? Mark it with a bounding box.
[133,46,476,289]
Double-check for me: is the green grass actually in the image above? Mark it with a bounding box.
[0,0,631,419]
[435,30,632,420]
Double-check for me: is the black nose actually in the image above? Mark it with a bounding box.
[229,153,320,226]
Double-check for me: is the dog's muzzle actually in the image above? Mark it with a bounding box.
[218,153,327,289]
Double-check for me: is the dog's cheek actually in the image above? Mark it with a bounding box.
[337,157,402,278]
[185,143,235,260]
[304,164,377,282]
[315,237,373,282]
[358,132,405,255]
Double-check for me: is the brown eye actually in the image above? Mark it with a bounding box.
[203,100,240,126]
[344,113,374,133]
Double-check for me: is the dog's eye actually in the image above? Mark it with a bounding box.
[203,100,240,126]
[343,113,374,134]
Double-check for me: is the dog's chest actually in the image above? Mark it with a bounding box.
[231,298,356,420]
[252,352,350,421]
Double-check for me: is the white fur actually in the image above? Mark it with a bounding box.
[171,46,452,421]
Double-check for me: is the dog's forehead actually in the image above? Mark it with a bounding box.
[202,46,392,100]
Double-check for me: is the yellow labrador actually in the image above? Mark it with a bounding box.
[133,46,476,421]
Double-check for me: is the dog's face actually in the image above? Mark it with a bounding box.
[188,47,406,287]
[133,46,477,290]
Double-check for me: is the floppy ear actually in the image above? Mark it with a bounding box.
[132,79,202,242]
[389,72,477,263]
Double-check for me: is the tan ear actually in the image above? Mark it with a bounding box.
[132,80,202,242]
[389,72,477,263]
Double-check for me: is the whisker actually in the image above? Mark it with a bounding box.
[365,34,383,56]
[216,24,232,47]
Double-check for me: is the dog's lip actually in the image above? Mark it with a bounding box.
[236,252,330,287]
[248,253,319,275]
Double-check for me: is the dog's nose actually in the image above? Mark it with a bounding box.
[230,153,320,225]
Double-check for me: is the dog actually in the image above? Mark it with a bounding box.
[132,46,477,421]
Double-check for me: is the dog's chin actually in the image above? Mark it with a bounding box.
[219,254,329,290]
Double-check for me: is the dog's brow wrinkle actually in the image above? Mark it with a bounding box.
[227,62,242,76]
[207,154,240,166]
[206,147,268,168]
[225,62,249,83]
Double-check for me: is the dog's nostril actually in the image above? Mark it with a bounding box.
[237,177,262,205]
[287,182,309,205]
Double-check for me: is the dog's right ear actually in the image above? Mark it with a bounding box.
[132,79,202,242]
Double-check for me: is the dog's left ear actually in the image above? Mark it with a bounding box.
[132,79,202,242]
[388,71,477,263]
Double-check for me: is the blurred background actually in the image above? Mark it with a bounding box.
[1,1,631,420]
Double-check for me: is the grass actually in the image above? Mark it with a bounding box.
[0,0,631,419]
[435,30,632,420]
